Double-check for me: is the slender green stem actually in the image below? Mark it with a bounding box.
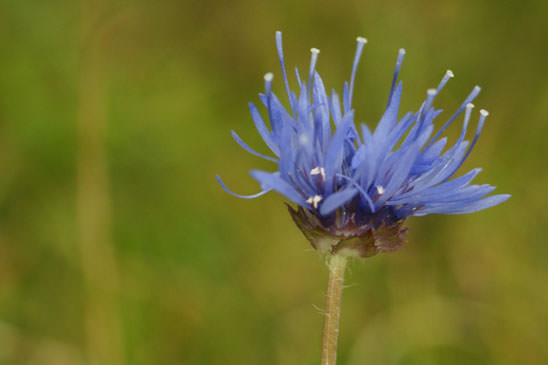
[321,255,347,365]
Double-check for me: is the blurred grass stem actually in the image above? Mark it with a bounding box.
[321,255,347,365]
[76,1,125,364]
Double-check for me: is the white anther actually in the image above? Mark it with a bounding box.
[310,48,320,54]
[310,166,326,180]
[446,70,454,78]
[399,48,406,55]
[376,185,385,195]
[306,195,323,208]
[264,72,274,82]
[466,103,475,109]
[427,88,437,96]
[480,109,489,117]
[356,36,368,44]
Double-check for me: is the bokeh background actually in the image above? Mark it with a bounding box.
[0,0,547,364]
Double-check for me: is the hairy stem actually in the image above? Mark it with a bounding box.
[321,255,347,365]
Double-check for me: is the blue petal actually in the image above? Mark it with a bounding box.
[336,173,375,212]
[250,170,308,206]
[324,111,354,194]
[231,131,278,162]
[343,81,350,114]
[330,89,343,125]
[249,102,280,156]
[389,168,482,204]
[319,187,358,215]
[375,81,402,138]
[216,175,271,199]
[376,143,421,205]
[426,86,481,149]
[413,194,510,216]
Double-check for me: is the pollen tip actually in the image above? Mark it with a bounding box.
[376,185,385,195]
[427,88,437,96]
[356,36,367,44]
[264,72,274,82]
[310,47,320,54]
[473,85,481,92]
[275,30,282,36]
[480,109,489,117]
[447,69,454,78]
[399,48,406,55]
[466,103,475,109]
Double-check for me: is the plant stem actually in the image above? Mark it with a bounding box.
[321,254,348,365]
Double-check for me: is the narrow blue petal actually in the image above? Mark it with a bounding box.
[330,89,343,125]
[313,73,331,147]
[389,168,482,204]
[413,194,510,216]
[426,86,481,149]
[319,187,358,215]
[445,110,489,179]
[343,81,350,114]
[421,137,448,161]
[349,37,367,107]
[375,81,402,138]
[388,48,406,103]
[407,184,495,206]
[216,175,271,199]
[377,143,421,204]
[231,131,278,162]
[278,122,295,180]
[249,102,280,156]
[360,122,373,145]
[351,144,366,170]
[336,173,375,212]
[250,170,308,206]
[275,31,295,114]
[294,67,303,88]
[324,111,354,194]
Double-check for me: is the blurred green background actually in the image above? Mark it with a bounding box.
[0,0,547,364]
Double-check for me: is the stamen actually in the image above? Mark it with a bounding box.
[458,102,474,142]
[264,72,274,128]
[476,110,489,136]
[306,194,323,208]
[349,36,368,107]
[275,31,294,113]
[294,67,302,88]
[464,103,474,127]
[451,108,489,175]
[423,88,438,112]
[388,48,406,104]
[426,85,481,149]
[436,69,454,93]
[376,185,385,195]
[308,48,320,95]
[264,72,273,94]
[310,166,326,180]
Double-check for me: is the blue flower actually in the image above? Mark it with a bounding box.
[217,32,510,257]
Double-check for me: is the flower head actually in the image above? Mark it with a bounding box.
[217,32,510,257]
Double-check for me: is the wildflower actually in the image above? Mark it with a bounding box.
[217,32,510,258]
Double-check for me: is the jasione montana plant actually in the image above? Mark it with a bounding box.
[217,32,509,365]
